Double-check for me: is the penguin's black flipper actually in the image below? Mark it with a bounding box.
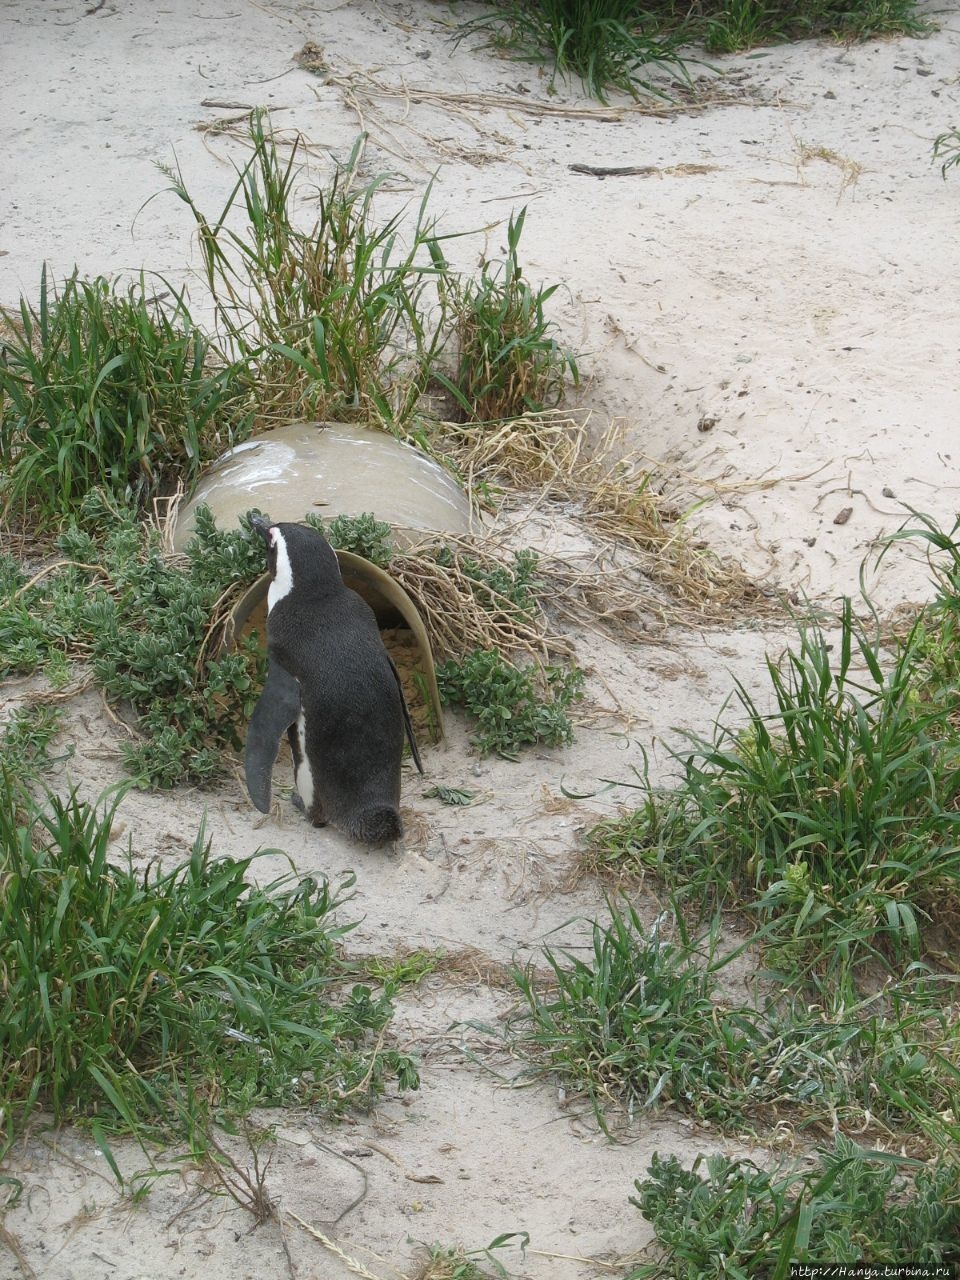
[387,654,424,775]
[245,661,301,812]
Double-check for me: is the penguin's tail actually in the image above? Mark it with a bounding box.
[351,806,403,846]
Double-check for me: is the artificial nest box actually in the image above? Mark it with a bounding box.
[172,422,477,743]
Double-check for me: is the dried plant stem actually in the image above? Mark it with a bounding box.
[11,560,110,603]
[286,1210,393,1280]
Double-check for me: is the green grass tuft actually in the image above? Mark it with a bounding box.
[588,599,960,989]
[697,0,927,53]
[933,127,960,179]
[437,208,579,420]
[0,772,417,1160]
[0,268,252,527]
[509,899,960,1142]
[457,1,927,99]
[161,120,457,429]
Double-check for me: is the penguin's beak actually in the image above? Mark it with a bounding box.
[248,513,272,543]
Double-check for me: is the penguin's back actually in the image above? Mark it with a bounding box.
[268,582,406,830]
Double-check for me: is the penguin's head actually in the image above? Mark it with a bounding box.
[248,514,341,604]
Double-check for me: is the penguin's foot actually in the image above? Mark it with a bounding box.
[292,791,327,827]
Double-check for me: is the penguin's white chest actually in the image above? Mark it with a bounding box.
[267,534,294,612]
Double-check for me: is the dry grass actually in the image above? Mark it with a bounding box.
[316,65,760,171]
[390,535,571,662]
[433,946,520,992]
[188,56,766,177]
[428,412,778,627]
[794,139,864,201]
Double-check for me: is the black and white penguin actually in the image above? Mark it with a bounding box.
[244,516,424,845]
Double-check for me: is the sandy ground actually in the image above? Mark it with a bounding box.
[2,1,960,1277]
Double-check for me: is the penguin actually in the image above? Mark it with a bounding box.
[244,516,424,846]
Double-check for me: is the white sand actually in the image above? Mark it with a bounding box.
[2,2,959,1277]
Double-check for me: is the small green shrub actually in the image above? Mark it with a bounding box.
[364,948,443,993]
[92,505,265,786]
[416,1249,495,1280]
[0,268,252,526]
[0,543,114,676]
[437,648,584,756]
[436,545,541,620]
[439,209,579,421]
[305,510,394,568]
[629,1137,960,1278]
[417,1235,529,1279]
[424,784,479,806]
[417,1239,529,1280]
[0,498,266,787]
[0,773,418,1158]
[1,704,67,775]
